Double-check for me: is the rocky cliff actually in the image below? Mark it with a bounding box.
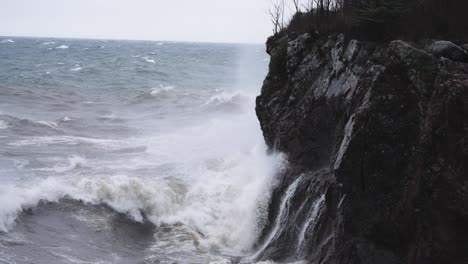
[254,33,468,264]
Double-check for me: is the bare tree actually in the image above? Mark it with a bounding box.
[292,0,301,13]
[269,0,286,34]
[302,0,314,12]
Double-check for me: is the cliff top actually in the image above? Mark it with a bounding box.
[269,0,468,43]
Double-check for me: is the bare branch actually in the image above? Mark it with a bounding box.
[292,0,301,13]
[268,0,286,34]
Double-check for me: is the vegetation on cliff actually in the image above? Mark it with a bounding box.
[269,0,468,42]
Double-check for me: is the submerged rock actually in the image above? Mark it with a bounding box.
[256,34,468,264]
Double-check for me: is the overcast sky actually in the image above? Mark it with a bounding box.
[0,0,286,43]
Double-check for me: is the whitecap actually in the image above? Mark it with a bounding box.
[41,41,55,45]
[156,42,164,46]
[37,121,58,128]
[150,85,174,96]
[70,66,82,72]
[55,45,69,49]
[204,91,251,109]
[0,39,14,43]
[0,175,174,232]
[143,57,156,63]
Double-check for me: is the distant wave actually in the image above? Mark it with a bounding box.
[8,135,122,148]
[150,85,174,96]
[41,41,55,45]
[0,114,62,135]
[1,39,14,43]
[70,66,83,72]
[143,57,156,63]
[128,85,176,105]
[37,120,58,128]
[55,45,69,49]
[205,92,248,105]
[202,91,252,113]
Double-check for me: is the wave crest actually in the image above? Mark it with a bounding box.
[0,146,285,252]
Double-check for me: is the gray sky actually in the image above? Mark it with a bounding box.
[0,0,278,43]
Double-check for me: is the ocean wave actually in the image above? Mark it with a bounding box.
[0,114,62,135]
[37,121,58,128]
[143,57,156,63]
[127,85,176,105]
[55,45,69,49]
[1,39,14,43]
[8,135,122,148]
[41,41,55,45]
[205,92,249,105]
[202,91,253,113]
[0,146,285,252]
[70,66,83,72]
[150,85,174,96]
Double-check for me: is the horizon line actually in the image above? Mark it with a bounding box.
[0,34,266,46]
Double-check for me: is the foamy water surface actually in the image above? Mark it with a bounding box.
[0,37,288,264]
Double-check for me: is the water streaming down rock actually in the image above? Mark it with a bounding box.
[254,33,468,264]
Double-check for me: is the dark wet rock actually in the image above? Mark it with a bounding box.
[427,40,468,62]
[462,44,468,53]
[256,33,468,264]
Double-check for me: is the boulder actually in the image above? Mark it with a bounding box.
[462,44,468,53]
[427,40,468,62]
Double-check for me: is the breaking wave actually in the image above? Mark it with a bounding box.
[150,85,174,96]
[0,147,284,253]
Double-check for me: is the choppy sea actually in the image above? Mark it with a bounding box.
[0,37,287,264]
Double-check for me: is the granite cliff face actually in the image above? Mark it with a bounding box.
[255,34,468,264]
